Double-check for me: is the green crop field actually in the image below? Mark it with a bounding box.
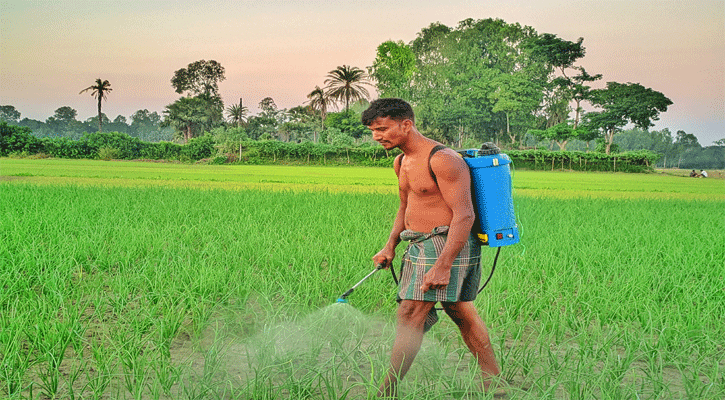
[1,158,724,399]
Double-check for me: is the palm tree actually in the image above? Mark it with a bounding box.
[306,86,331,131]
[79,78,112,132]
[226,99,249,128]
[163,97,208,142]
[324,65,372,112]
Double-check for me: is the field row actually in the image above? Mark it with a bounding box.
[2,158,724,199]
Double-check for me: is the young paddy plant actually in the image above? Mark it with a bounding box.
[22,293,91,399]
[83,336,116,400]
[0,301,36,397]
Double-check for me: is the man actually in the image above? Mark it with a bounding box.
[362,98,501,398]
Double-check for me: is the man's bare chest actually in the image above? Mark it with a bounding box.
[399,159,439,195]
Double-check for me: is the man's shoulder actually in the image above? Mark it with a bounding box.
[429,146,467,172]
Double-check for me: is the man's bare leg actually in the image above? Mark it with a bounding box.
[441,301,501,392]
[378,300,435,398]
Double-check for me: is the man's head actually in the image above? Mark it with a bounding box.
[361,98,415,126]
[362,99,417,150]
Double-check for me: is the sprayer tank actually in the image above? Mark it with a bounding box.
[462,151,520,247]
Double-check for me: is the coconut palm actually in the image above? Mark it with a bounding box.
[324,65,372,112]
[79,78,112,132]
[226,101,249,128]
[306,86,331,130]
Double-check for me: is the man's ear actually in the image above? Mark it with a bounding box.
[401,119,413,133]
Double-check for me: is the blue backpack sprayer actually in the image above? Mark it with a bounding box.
[336,142,519,303]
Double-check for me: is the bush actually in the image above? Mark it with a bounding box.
[210,126,248,154]
[84,131,143,159]
[0,122,43,156]
[181,135,215,161]
[137,141,182,160]
[41,137,95,158]
[506,149,659,172]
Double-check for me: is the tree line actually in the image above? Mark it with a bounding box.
[1,121,662,173]
[1,17,723,170]
[0,104,173,143]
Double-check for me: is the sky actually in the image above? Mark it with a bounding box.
[1,0,723,145]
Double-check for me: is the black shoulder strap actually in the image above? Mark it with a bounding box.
[428,145,447,186]
[397,144,447,186]
[394,153,404,171]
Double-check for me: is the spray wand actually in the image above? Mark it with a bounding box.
[336,264,385,303]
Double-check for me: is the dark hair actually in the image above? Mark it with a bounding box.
[361,98,415,126]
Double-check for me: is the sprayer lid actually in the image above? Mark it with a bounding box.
[463,153,511,169]
[479,142,501,156]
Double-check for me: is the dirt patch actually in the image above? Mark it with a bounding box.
[656,168,724,179]
[0,175,30,181]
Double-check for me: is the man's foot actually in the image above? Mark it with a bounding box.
[488,386,508,398]
[481,378,509,398]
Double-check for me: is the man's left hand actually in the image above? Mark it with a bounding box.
[420,266,451,292]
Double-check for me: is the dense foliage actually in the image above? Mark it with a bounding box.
[2,122,662,172]
[1,106,173,142]
[0,122,43,155]
[0,123,212,162]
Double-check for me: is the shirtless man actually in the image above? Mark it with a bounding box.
[361,98,501,398]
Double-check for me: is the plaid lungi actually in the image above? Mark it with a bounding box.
[396,226,482,331]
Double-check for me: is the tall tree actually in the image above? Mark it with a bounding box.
[369,41,417,99]
[45,106,82,136]
[306,86,330,132]
[588,82,672,154]
[489,71,543,147]
[171,60,226,97]
[569,68,602,128]
[528,34,601,132]
[79,78,112,132]
[324,65,372,112]
[0,105,21,124]
[530,33,586,77]
[258,97,278,116]
[403,18,550,146]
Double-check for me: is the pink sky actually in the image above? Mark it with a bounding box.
[1,0,723,145]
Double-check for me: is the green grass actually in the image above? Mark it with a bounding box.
[1,158,723,199]
[1,158,724,399]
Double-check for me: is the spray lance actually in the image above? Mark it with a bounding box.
[336,264,386,303]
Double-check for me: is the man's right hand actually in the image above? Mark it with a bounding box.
[372,248,395,269]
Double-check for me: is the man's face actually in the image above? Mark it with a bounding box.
[367,117,411,150]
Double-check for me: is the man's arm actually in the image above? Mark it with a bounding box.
[372,154,407,268]
[420,150,475,291]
